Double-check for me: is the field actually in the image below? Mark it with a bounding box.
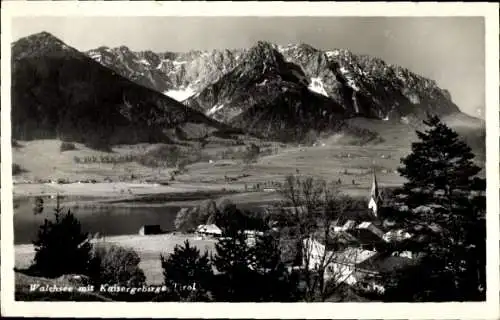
[15,233,217,285]
[12,115,485,199]
[12,137,408,199]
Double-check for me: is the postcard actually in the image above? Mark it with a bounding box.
[1,1,499,318]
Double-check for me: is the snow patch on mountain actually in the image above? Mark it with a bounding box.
[347,79,360,91]
[308,77,329,97]
[164,86,196,102]
[206,104,225,116]
[257,79,269,86]
[89,53,101,59]
[325,50,340,58]
[137,59,151,66]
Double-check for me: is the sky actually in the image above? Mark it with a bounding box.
[12,16,485,117]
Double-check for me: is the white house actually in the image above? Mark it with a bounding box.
[302,237,377,285]
[382,229,413,243]
[244,230,265,247]
[196,224,222,237]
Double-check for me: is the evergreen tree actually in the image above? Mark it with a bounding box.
[30,199,92,278]
[160,240,213,301]
[252,233,300,301]
[211,230,256,301]
[211,224,298,301]
[386,114,486,301]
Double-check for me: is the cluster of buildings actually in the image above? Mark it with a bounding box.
[302,171,425,294]
[186,170,432,296]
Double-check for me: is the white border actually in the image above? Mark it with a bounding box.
[1,2,499,319]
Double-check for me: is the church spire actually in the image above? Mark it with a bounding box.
[368,168,380,217]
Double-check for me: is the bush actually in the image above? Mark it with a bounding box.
[12,139,22,148]
[12,163,24,175]
[243,143,260,164]
[88,244,146,287]
[60,141,77,152]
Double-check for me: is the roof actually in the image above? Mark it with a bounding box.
[330,247,378,265]
[349,229,384,245]
[342,220,357,230]
[357,221,372,229]
[355,254,419,274]
[196,224,222,234]
[356,221,385,238]
[142,224,161,229]
[329,230,359,244]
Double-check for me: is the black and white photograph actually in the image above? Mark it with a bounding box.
[1,2,499,318]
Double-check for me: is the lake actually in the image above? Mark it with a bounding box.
[13,194,276,245]
[13,197,186,245]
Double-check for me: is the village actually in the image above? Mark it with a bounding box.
[137,170,431,298]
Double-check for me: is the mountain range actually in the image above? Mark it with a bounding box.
[11,31,484,148]
[11,32,227,149]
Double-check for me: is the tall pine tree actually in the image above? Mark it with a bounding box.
[30,197,92,278]
[160,240,213,301]
[385,114,486,301]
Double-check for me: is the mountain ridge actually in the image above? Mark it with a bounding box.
[11,32,227,149]
[12,32,484,149]
[85,40,462,121]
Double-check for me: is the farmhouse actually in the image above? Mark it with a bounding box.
[196,224,223,237]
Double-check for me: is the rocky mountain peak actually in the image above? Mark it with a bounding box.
[83,40,461,129]
[12,31,76,60]
[246,41,284,66]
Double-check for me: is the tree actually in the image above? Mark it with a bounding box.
[386,114,486,301]
[243,143,260,164]
[211,230,257,301]
[277,174,360,301]
[160,240,213,301]
[174,208,196,232]
[60,141,77,152]
[252,232,301,301]
[211,211,298,302]
[12,163,24,175]
[29,199,93,278]
[174,200,219,233]
[88,244,146,288]
[303,129,319,146]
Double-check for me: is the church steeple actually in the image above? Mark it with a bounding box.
[368,168,380,217]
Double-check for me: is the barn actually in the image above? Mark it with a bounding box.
[138,225,163,236]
